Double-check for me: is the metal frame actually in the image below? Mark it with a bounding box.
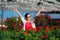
[0,0,60,28]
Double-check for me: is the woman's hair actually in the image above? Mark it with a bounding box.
[25,13,30,20]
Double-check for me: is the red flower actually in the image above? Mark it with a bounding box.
[37,29,40,32]
[45,29,49,33]
[6,18,9,21]
[56,25,59,28]
[40,15,43,21]
[46,14,52,22]
[36,27,41,32]
[37,30,40,32]
[24,31,28,35]
[38,26,43,29]
[45,25,49,29]
[11,22,15,27]
[35,22,38,26]
[34,17,38,21]
[19,24,23,29]
[31,28,36,31]
[51,26,55,30]
[50,19,52,22]
[46,14,51,19]
[49,17,52,22]
[42,35,48,39]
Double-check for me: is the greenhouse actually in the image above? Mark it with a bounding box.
[0,0,60,40]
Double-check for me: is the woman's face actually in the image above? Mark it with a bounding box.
[26,14,31,21]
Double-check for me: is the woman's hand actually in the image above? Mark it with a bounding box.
[35,6,44,16]
[39,6,44,11]
[14,7,19,12]
[13,6,21,17]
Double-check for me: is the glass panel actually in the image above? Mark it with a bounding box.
[28,0,32,2]
[7,0,12,2]
[41,13,60,19]
[0,0,2,2]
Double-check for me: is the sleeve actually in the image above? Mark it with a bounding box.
[20,16,26,23]
[31,21,36,28]
[16,11,26,23]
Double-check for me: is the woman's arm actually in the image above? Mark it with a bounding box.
[14,7,22,17]
[14,7,26,23]
[35,7,43,17]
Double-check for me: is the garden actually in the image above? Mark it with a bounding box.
[0,14,60,40]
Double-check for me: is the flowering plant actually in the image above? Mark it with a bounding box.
[2,15,60,40]
[4,17,23,31]
[34,14,52,28]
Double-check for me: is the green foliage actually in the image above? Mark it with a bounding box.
[0,27,60,40]
[1,16,59,40]
[4,17,23,31]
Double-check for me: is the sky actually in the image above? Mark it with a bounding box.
[0,10,60,20]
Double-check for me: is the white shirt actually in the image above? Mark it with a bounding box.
[15,11,39,30]
[20,16,36,30]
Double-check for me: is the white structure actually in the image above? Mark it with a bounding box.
[0,0,60,12]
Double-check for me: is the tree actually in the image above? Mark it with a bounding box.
[56,0,60,2]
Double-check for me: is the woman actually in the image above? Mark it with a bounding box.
[14,7,43,31]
